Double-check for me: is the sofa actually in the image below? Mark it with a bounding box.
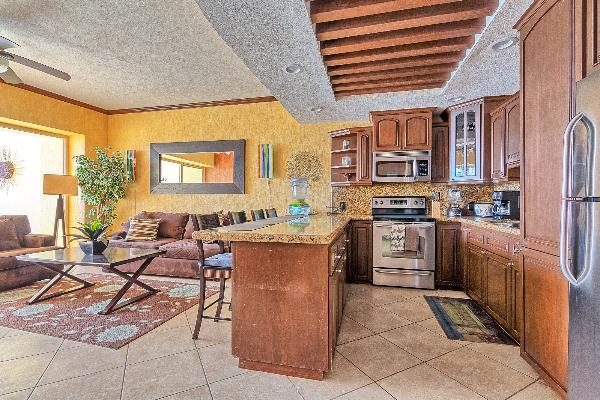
[110,211,221,278]
[0,215,59,291]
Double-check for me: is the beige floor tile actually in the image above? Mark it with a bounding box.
[433,290,470,299]
[508,380,562,400]
[0,332,63,361]
[337,317,375,345]
[127,325,196,364]
[29,366,123,400]
[337,335,420,381]
[39,343,128,385]
[348,285,412,306]
[122,350,207,400]
[342,297,378,315]
[345,307,411,334]
[0,328,28,338]
[289,352,372,400]
[0,353,54,395]
[198,342,244,384]
[416,317,448,337]
[161,385,213,399]
[152,312,190,333]
[209,370,302,400]
[0,388,32,400]
[467,342,538,379]
[381,298,435,322]
[380,324,464,361]
[335,383,394,400]
[427,347,535,400]
[190,317,232,348]
[379,364,485,400]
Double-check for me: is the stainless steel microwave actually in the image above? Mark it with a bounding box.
[372,151,431,183]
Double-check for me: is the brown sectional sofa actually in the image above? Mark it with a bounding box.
[110,211,220,278]
[0,215,59,291]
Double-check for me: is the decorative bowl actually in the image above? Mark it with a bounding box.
[79,240,109,255]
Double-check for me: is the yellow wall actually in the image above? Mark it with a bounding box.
[107,101,368,224]
[0,83,108,227]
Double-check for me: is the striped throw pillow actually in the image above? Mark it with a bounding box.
[125,218,161,241]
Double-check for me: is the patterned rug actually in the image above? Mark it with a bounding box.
[0,274,218,349]
[424,296,516,345]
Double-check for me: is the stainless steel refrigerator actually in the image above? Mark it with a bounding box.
[561,68,600,399]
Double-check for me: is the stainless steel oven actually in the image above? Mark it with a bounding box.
[372,151,431,183]
[372,196,435,289]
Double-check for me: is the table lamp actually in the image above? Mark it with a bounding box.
[43,174,78,248]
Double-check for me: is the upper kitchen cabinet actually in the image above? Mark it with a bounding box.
[448,97,509,183]
[370,108,436,152]
[431,122,450,183]
[490,92,521,182]
[330,127,372,186]
[575,0,600,81]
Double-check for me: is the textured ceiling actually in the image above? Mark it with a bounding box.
[0,0,270,110]
[195,0,533,123]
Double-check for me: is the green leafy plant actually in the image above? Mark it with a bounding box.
[74,146,130,226]
[66,220,109,243]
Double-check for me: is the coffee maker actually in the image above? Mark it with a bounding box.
[491,191,520,220]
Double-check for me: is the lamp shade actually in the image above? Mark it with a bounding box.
[43,174,79,196]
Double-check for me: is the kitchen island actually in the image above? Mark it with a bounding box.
[192,214,367,379]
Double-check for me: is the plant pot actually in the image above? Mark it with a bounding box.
[79,240,109,255]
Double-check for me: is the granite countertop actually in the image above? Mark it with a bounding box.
[192,214,371,245]
[438,215,520,236]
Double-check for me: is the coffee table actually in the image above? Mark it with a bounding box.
[17,247,165,315]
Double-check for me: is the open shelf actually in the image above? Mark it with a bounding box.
[331,148,357,154]
[331,165,357,169]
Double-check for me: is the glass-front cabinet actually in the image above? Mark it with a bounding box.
[450,101,482,181]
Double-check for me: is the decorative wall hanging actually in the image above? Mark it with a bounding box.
[258,144,273,179]
[126,150,136,182]
[0,146,20,191]
[285,151,323,183]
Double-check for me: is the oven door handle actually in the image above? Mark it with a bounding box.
[374,268,432,276]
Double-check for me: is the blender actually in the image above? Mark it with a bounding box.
[447,188,462,217]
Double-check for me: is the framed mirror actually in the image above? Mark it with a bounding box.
[150,140,245,194]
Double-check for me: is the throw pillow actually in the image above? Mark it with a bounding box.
[125,218,161,241]
[0,218,22,251]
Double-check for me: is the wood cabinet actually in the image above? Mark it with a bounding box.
[431,122,450,183]
[328,231,348,367]
[448,97,509,183]
[348,220,372,282]
[490,93,520,182]
[509,254,523,342]
[466,244,487,304]
[330,127,372,186]
[435,221,462,288]
[485,252,511,329]
[371,108,435,152]
[576,0,600,80]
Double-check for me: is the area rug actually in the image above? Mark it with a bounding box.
[424,296,516,345]
[0,274,219,349]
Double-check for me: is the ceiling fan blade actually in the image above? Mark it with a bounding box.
[0,36,18,51]
[0,67,23,84]
[7,53,70,81]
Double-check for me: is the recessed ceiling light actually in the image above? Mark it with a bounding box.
[492,36,519,51]
[284,64,302,74]
[310,106,322,113]
[448,96,465,103]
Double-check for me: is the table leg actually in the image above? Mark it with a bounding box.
[28,264,94,304]
[100,257,159,315]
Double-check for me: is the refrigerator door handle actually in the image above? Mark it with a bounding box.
[560,112,595,285]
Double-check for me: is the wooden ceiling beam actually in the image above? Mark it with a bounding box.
[309,0,461,23]
[320,18,486,55]
[324,36,474,66]
[332,72,451,91]
[335,81,446,97]
[327,51,465,76]
[330,63,458,84]
[316,0,498,41]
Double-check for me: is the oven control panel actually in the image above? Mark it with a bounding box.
[372,196,426,209]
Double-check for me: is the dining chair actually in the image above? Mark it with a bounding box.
[231,211,247,224]
[265,208,278,218]
[251,209,266,221]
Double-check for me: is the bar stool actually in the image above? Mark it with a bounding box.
[192,216,233,340]
[251,209,265,221]
[265,208,278,218]
[231,211,247,224]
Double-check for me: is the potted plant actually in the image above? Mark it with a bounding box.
[67,220,110,255]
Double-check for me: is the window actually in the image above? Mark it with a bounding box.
[0,127,66,234]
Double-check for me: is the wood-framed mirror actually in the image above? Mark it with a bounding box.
[150,140,245,194]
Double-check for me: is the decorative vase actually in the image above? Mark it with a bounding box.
[79,240,109,255]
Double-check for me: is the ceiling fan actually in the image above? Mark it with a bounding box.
[0,35,71,84]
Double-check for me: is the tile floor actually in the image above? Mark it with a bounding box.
[0,274,562,400]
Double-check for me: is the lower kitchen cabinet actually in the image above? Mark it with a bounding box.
[348,220,372,282]
[485,252,511,329]
[435,221,462,288]
[329,231,348,367]
[466,244,487,304]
